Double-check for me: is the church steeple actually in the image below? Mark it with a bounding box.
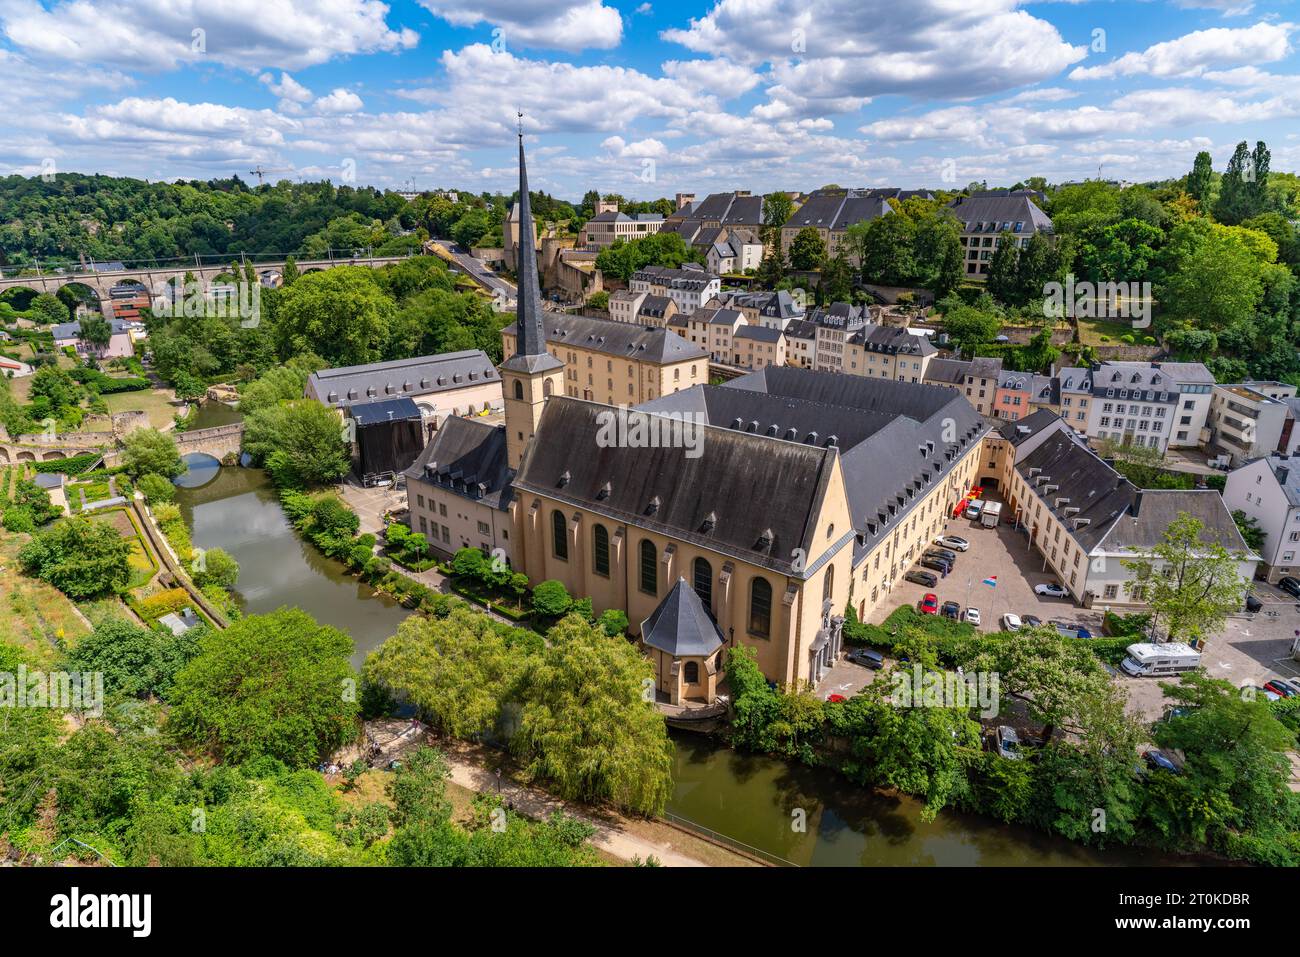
[499,119,563,469]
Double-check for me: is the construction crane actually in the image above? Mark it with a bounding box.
[249,165,292,186]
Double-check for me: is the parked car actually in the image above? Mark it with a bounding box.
[934,535,969,552]
[1142,749,1181,774]
[995,726,1022,760]
[964,607,981,626]
[1278,576,1300,598]
[1244,593,1262,613]
[1050,619,1093,640]
[919,593,939,615]
[1034,582,1069,598]
[1264,679,1297,698]
[1022,615,1043,628]
[926,547,958,563]
[920,557,951,574]
[1247,684,1282,702]
[1276,677,1300,697]
[1001,613,1022,632]
[847,648,885,670]
[940,600,960,620]
[905,570,938,588]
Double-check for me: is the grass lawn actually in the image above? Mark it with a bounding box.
[0,531,90,666]
[1076,316,1158,348]
[103,387,179,429]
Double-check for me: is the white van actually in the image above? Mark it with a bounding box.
[1119,642,1202,677]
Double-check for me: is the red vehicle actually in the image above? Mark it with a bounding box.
[1263,679,1297,698]
[920,593,939,615]
[825,693,847,703]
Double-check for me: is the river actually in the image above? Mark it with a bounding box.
[171,432,1174,866]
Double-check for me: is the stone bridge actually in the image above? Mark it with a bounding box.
[174,423,245,461]
[0,254,417,298]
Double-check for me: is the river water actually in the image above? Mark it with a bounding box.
[171,428,1176,866]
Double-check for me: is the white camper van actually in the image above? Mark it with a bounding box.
[1119,642,1202,677]
[981,501,1003,528]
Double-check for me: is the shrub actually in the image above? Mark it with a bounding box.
[137,473,176,505]
[597,608,629,637]
[531,580,572,618]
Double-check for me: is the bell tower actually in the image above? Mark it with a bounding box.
[499,115,564,469]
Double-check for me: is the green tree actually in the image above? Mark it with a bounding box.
[515,614,673,815]
[1186,150,1214,204]
[597,608,629,637]
[273,268,396,366]
[135,472,176,505]
[80,314,112,350]
[1230,509,1265,553]
[1122,513,1249,647]
[18,516,132,598]
[121,427,184,479]
[985,233,1020,305]
[28,292,70,325]
[788,227,827,271]
[193,546,239,590]
[168,608,359,767]
[530,579,572,618]
[65,616,201,700]
[243,398,350,488]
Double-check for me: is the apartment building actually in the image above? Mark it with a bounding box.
[716,289,805,330]
[1207,381,1300,466]
[500,312,707,406]
[783,318,817,368]
[636,295,678,328]
[844,324,936,382]
[684,306,748,363]
[1223,453,1300,583]
[924,356,1003,416]
[628,264,721,316]
[810,302,867,373]
[947,190,1054,279]
[732,324,786,369]
[991,412,1254,605]
[779,190,893,263]
[607,289,647,324]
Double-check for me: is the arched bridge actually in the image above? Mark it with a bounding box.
[0,254,417,297]
[174,423,245,461]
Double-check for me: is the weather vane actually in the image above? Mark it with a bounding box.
[516,110,524,137]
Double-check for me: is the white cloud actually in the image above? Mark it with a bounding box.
[662,0,1084,114]
[417,0,622,52]
[0,0,418,71]
[314,88,365,114]
[661,58,761,97]
[260,72,313,103]
[1070,21,1293,81]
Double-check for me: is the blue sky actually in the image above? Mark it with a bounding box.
[1,0,1298,200]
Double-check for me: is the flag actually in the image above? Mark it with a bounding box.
[982,576,997,588]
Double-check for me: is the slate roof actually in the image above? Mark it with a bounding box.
[639,578,725,658]
[1096,489,1251,555]
[1031,373,1060,405]
[852,323,937,357]
[1260,454,1300,508]
[637,294,675,320]
[648,366,989,560]
[631,264,719,290]
[995,408,1060,445]
[787,192,847,228]
[1094,361,1179,393]
[1153,361,1215,385]
[734,324,784,343]
[502,313,707,363]
[1013,428,1136,553]
[514,395,838,576]
[783,318,818,341]
[406,416,514,511]
[306,351,499,407]
[690,192,764,226]
[947,192,1053,235]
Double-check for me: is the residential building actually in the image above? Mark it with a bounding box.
[716,289,805,330]
[947,190,1053,278]
[844,324,936,383]
[635,295,678,328]
[628,264,720,316]
[501,312,707,406]
[1223,453,1300,583]
[783,318,817,368]
[779,190,893,263]
[50,318,135,359]
[607,289,647,324]
[731,324,786,369]
[989,412,1255,605]
[1061,361,1213,453]
[684,306,748,363]
[810,302,867,373]
[1207,381,1300,466]
[924,356,1003,416]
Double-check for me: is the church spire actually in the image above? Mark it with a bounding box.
[500,117,560,374]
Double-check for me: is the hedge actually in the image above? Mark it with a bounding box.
[33,452,103,475]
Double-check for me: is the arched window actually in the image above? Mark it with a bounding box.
[692,557,712,612]
[639,539,657,595]
[749,577,772,638]
[543,379,553,397]
[592,523,610,577]
[552,510,568,560]
[684,661,699,683]
[823,563,835,605]
[513,379,524,400]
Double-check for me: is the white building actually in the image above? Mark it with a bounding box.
[1222,453,1300,583]
[628,264,720,316]
[1207,381,1300,466]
